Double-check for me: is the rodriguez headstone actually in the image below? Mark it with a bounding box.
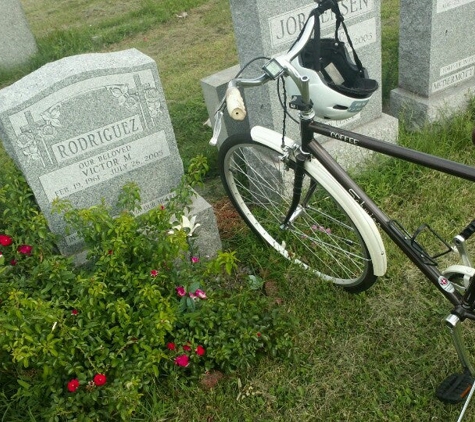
[0,0,38,69]
[0,49,221,257]
[390,0,475,127]
[203,0,398,166]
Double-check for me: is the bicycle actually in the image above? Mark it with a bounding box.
[209,0,475,420]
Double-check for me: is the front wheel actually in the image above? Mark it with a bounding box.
[218,134,377,293]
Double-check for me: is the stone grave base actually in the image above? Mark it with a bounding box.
[390,79,475,130]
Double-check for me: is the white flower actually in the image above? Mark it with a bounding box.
[170,215,201,237]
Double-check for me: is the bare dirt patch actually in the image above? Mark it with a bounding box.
[212,197,246,239]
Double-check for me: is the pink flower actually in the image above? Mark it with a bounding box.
[67,379,80,392]
[150,269,158,277]
[191,256,199,264]
[17,244,32,255]
[195,289,207,299]
[167,342,176,350]
[189,292,197,300]
[174,354,189,367]
[10,259,17,266]
[175,286,186,297]
[93,373,106,386]
[195,345,206,356]
[71,309,78,316]
[0,235,12,246]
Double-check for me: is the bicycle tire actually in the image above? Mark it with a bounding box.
[218,133,377,293]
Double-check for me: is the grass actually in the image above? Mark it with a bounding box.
[2,0,475,420]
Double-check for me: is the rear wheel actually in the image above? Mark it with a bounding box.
[219,134,377,293]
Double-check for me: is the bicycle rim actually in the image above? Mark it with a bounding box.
[219,135,376,292]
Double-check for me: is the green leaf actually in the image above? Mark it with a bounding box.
[152,365,159,377]
[43,366,52,378]
[3,324,19,331]
[17,379,31,389]
[247,275,264,290]
[189,281,200,292]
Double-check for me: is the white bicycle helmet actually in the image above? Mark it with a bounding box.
[285,38,378,121]
[285,0,378,121]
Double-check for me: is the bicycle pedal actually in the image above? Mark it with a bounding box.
[436,372,474,404]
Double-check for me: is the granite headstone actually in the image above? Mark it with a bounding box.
[390,0,475,128]
[0,49,221,258]
[0,0,38,69]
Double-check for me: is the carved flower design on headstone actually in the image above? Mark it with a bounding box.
[39,105,62,142]
[107,85,139,110]
[144,87,162,118]
[16,105,61,167]
[17,131,44,166]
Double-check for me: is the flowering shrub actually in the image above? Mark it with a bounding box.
[0,157,293,421]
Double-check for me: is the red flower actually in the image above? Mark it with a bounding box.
[183,344,191,352]
[0,235,12,246]
[166,342,176,350]
[195,345,206,356]
[150,269,159,277]
[17,244,32,255]
[67,379,80,392]
[175,286,186,297]
[71,309,78,316]
[257,332,261,337]
[195,289,207,299]
[174,354,189,367]
[10,259,17,266]
[93,373,106,386]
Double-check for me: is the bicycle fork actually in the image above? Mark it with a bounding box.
[280,105,316,230]
[280,151,315,229]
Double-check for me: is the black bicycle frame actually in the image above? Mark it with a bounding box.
[300,118,475,318]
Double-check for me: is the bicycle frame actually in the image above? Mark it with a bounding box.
[300,117,475,317]
[214,0,475,414]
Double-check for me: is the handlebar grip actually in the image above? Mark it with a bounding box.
[226,87,246,121]
[459,219,475,241]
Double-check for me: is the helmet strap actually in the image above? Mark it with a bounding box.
[311,1,365,74]
[333,6,364,73]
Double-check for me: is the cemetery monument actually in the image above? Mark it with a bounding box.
[0,49,221,258]
[0,0,38,69]
[390,0,475,127]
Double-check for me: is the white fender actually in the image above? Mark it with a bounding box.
[251,126,387,276]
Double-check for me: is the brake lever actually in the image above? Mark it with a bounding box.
[209,110,223,147]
